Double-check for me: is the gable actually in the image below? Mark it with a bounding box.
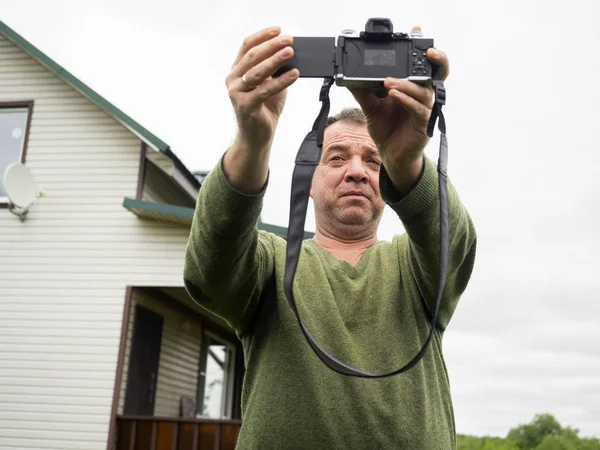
[0,19,199,191]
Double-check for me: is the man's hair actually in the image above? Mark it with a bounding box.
[325,107,367,129]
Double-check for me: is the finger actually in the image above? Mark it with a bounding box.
[407,25,449,81]
[384,78,433,107]
[232,26,281,69]
[232,34,293,79]
[238,69,300,108]
[426,48,450,80]
[348,87,379,116]
[242,45,294,89]
[388,89,431,123]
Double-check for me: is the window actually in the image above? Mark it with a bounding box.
[196,330,236,418]
[0,103,33,202]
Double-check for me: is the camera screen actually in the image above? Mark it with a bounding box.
[364,49,396,66]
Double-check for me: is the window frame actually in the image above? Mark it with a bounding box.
[0,101,34,208]
[196,328,237,419]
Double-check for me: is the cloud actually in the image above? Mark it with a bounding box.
[2,0,599,439]
[446,330,600,437]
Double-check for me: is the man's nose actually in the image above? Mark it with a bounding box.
[344,158,368,182]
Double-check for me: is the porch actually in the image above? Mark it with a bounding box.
[110,286,244,450]
[115,416,241,450]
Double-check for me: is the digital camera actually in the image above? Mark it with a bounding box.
[274,18,440,96]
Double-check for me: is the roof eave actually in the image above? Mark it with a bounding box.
[122,197,314,239]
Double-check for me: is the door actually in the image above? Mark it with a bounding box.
[123,304,164,416]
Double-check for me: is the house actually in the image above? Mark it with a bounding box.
[0,20,312,450]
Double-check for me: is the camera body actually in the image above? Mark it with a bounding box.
[274,18,440,96]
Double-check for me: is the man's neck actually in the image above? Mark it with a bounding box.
[312,227,378,266]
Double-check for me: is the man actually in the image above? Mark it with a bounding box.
[184,25,477,449]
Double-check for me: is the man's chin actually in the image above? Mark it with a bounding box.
[335,212,373,227]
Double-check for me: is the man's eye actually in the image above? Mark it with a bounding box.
[368,158,382,166]
[329,156,343,161]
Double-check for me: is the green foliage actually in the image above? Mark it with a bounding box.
[457,435,520,450]
[536,434,600,450]
[579,438,600,450]
[457,413,600,450]
[536,435,575,450]
[507,413,563,449]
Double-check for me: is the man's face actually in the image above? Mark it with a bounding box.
[310,121,385,232]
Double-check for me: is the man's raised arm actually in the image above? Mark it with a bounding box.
[183,26,299,334]
[381,158,477,330]
[349,41,476,329]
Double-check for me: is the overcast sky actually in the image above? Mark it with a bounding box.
[2,0,599,439]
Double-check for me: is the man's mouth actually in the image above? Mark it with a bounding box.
[342,190,367,198]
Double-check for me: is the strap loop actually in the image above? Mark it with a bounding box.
[284,77,449,378]
[427,81,446,137]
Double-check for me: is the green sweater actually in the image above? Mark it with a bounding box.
[184,154,477,450]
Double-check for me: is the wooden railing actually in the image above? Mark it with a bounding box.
[115,415,242,450]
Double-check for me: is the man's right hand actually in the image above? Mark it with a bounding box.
[226,26,299,152]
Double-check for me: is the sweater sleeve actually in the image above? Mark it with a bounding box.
[183,154,275,336]
[380,156,477,331]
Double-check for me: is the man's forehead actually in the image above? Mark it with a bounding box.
[323,122,377,152]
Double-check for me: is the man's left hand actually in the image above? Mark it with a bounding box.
[349,29,450,194]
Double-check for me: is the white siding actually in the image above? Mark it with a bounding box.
[118,289,202,417]
[0,35,193,450]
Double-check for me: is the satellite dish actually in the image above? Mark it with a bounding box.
[2,162,44,221]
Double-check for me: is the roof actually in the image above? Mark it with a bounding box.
[0,20,308,238]
[122,197,315,239]
[0,19,199,189]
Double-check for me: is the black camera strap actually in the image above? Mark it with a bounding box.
[284,78,449,378]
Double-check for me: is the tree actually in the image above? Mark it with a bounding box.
[457,434,484,450]
[576,437,600,450]
[457,435,519,450]
[482,437,519,450]
[536,435,574,450]
[507,413,563,449]
[536,434,600,450]
[457,414,599,450]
